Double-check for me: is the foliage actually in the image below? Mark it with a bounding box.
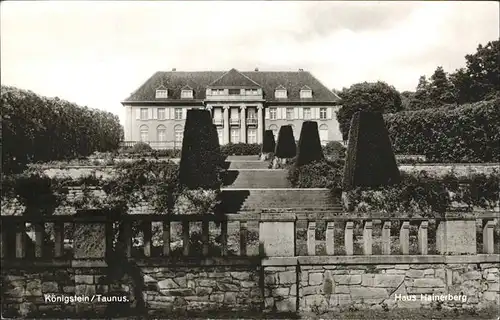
[274,125,297,158]
[323,141,346,160]
[288,159,344,194]
[220,143,262,156]
[344,170,500,216]
[336,81,403,140]
[173,189,221,215]
[1,86,123,174]
[179,110,222,190]
[385,98,500,162]
[130,142,153,153]
[343,111,400,191]
[296,121,324,166]
[261,130,276,154]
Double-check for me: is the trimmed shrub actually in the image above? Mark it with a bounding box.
[179,110,221,190]
[323,141,346,160]
[296,121,324,166]
[2,86,123,174]
[343,111,400,191]
[220,143,261,156]
[288,159,344,195]
[262,130,276,153]
[385,98,500,163]
[274,125,296,158]
[131,142,153,154]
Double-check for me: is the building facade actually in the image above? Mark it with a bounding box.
[122,68,342,148]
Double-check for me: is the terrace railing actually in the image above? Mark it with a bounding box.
[120,141,182,150]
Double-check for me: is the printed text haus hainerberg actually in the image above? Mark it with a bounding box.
[121,68,342,148]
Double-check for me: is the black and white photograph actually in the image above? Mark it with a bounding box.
[1,1,499,319]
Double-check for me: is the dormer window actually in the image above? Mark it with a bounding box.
[300,89,312,98]
[156,89,168,98]
[275,89,287,99]
[245,89,259,95]
[181,89,193,99]
[228,89,240,95]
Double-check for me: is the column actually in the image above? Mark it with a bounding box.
[223,106,229,145]
[257,105,263,143]
[240,106,247,143]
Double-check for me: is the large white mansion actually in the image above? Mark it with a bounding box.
[121,68,342,149]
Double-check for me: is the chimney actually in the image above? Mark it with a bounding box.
[172,68,176,71]
[299,68,304,72]
[255,67,259,71]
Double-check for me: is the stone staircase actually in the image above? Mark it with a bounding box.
[220,156,342,213]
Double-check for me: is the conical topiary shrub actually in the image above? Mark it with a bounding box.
[296,121,324,166]
[342,111,400,191]
[179,109,222,189]
[274,125,296,159]
[260,130,276,160]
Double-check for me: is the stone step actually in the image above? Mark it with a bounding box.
[222,170,290,189]
[219,189,340,213]
[226,161,270,170]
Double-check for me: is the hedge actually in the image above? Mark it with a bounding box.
[220,143,261,156]
[343,111,400,191]
[1,86,123,174]
[296,121,324,166]
[179,110,221,189]
[384,98,500,163]
[275,125,296,158]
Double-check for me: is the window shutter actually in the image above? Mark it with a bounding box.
[148,108,153,120]
[182,108,187,119]
[294,108,299,120]
[135,108,141,120]
[327,107,332,119]
[315,107,320,119]
[276,108,281,120]
[299,107,304,119]
[153,108,158,120]
[170,108,174,120]
[265,108,270,120]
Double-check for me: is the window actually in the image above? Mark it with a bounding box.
[157,108,166,120]
[211,89,224,95]
[286,108,294,120]
[320,108,327,120]
[245,89,258,95]
[303,108,311,120]
[174,126,183,145]
[269,108,277,120]
[247,108,256,123]
[157,125,166,141]
[319,124,328,144]
[230,128,240,143]
[269,124,278,140]
[247,128,257,144]
[181,90,193,99]
[156,89,168,98]
[300,90,312,98]
[140,125,149,142]
[228,89,240,95]
[174,108,183,120]
[275,90,287,99]
[140,108,148,120]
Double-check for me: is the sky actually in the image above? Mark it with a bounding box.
[1,1,498,125]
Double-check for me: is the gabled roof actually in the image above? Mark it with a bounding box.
[301,85,312,90]
[209,68,261,88]
[123,69,340,103]
[181,84,193,90]
[275,85,287,90]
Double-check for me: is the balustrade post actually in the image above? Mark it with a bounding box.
[418,221,429,255]
[182,221,190,256]
[307,222,316,256]
[15,222,26,258]
[259,213,295,257]
[34,222,44,258]
[363,220,372,255]
[382,221,391,255]
[326,222,335,255]
[483,219,497,254]
[143,221,152,257]
[345,221,354,256]
[239,221,248,256]
[162,221,170,256]
[400,221,410,255]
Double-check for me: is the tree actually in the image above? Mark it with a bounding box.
[274,125,296,159]
[336,81,403,140]
[296,121,324,166]
[343,111,400,191]
[400,91,415,110]
[429,66,455,105]
[462,40,499,102]
[261,130,276,153]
